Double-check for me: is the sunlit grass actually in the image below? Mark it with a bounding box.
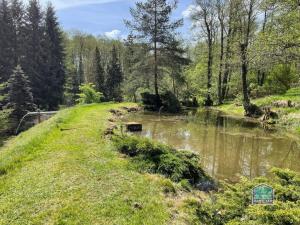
[0,103,170,224]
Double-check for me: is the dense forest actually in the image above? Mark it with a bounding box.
[0,0,299,130]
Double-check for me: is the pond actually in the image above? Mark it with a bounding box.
[123,109,300,182]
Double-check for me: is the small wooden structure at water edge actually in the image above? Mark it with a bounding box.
[125,122,142,132]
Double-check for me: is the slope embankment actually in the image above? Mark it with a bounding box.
[0,103,171,224]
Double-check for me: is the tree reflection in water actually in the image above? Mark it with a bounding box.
[124,110,300,181]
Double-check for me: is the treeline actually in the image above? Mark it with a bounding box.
[1,0,299,128]
[120,0,299,116]
[0,0,64,124]
[63,32,124,106]
[0,0,125,130]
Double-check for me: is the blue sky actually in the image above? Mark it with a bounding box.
[29,0,194,39]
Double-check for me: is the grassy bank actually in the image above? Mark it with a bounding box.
[216,88,300,132]
[0,103,173,224]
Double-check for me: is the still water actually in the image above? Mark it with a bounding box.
[124,110,300,181]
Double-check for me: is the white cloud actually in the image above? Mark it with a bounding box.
[182,4,200,19]
[182,4,194,18]
[104,29,121,39]
[21,0,129,10]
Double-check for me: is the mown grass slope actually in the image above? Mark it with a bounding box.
[0,103,169,225]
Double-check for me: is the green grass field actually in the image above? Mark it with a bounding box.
[0,103,170,225]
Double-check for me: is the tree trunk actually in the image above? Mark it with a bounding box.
[221,2,234,103]
[205,38,213,106]
[240,43,250,106]
[172,75,176,95]
[218,20,225,105]
[153,0,160,108]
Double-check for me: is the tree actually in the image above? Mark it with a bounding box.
[78,39,85,85]
[7,65,35,123]
[10,0,25,67]
[21,0,44,108]
[43,3,65,110]
[220,0,237,102]
[0,0,14,83]
[106,45,123,101]
[163,38,190,97]
[64,61,79,106]
[191,0,218,106]
[236,0,263,116]
[123,33,152,102]
[125,0,183,106]
[76,83,103,104]
[93,46,105,94]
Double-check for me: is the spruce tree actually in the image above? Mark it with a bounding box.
[43,4,65,110]
[21,0,44,108]
[93,46,105,94]
[10,0,25,67]
[0,0,14,83]
[64,62,79,106]
[106,45,123,101]
[7,65,36,123]
[0,0,14,109]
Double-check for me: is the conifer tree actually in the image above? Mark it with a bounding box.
[64,62,79,106]
[21,0,44,108]
[106,45,123,101]
[43,4,65,110]
[0,0,14,83]
[7,65,36,123]
[93,46,105,94]
[10,0,25,66]
[125,0,183,105]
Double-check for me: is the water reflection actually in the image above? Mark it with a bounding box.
[124,110,300,181]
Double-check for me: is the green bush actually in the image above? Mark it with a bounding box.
[141,91,182,113]
[141,92,161,111]
[112,135,215,190]
[77,83,103,104]
[191,168,300,225]
[160,91,182,113]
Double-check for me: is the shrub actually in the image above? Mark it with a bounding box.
[141,92,161,111]
[141,91,182,113]
[191,168,300,225]
[77,83,103,104]
[160,91,182,113]
[112,135,215,190]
